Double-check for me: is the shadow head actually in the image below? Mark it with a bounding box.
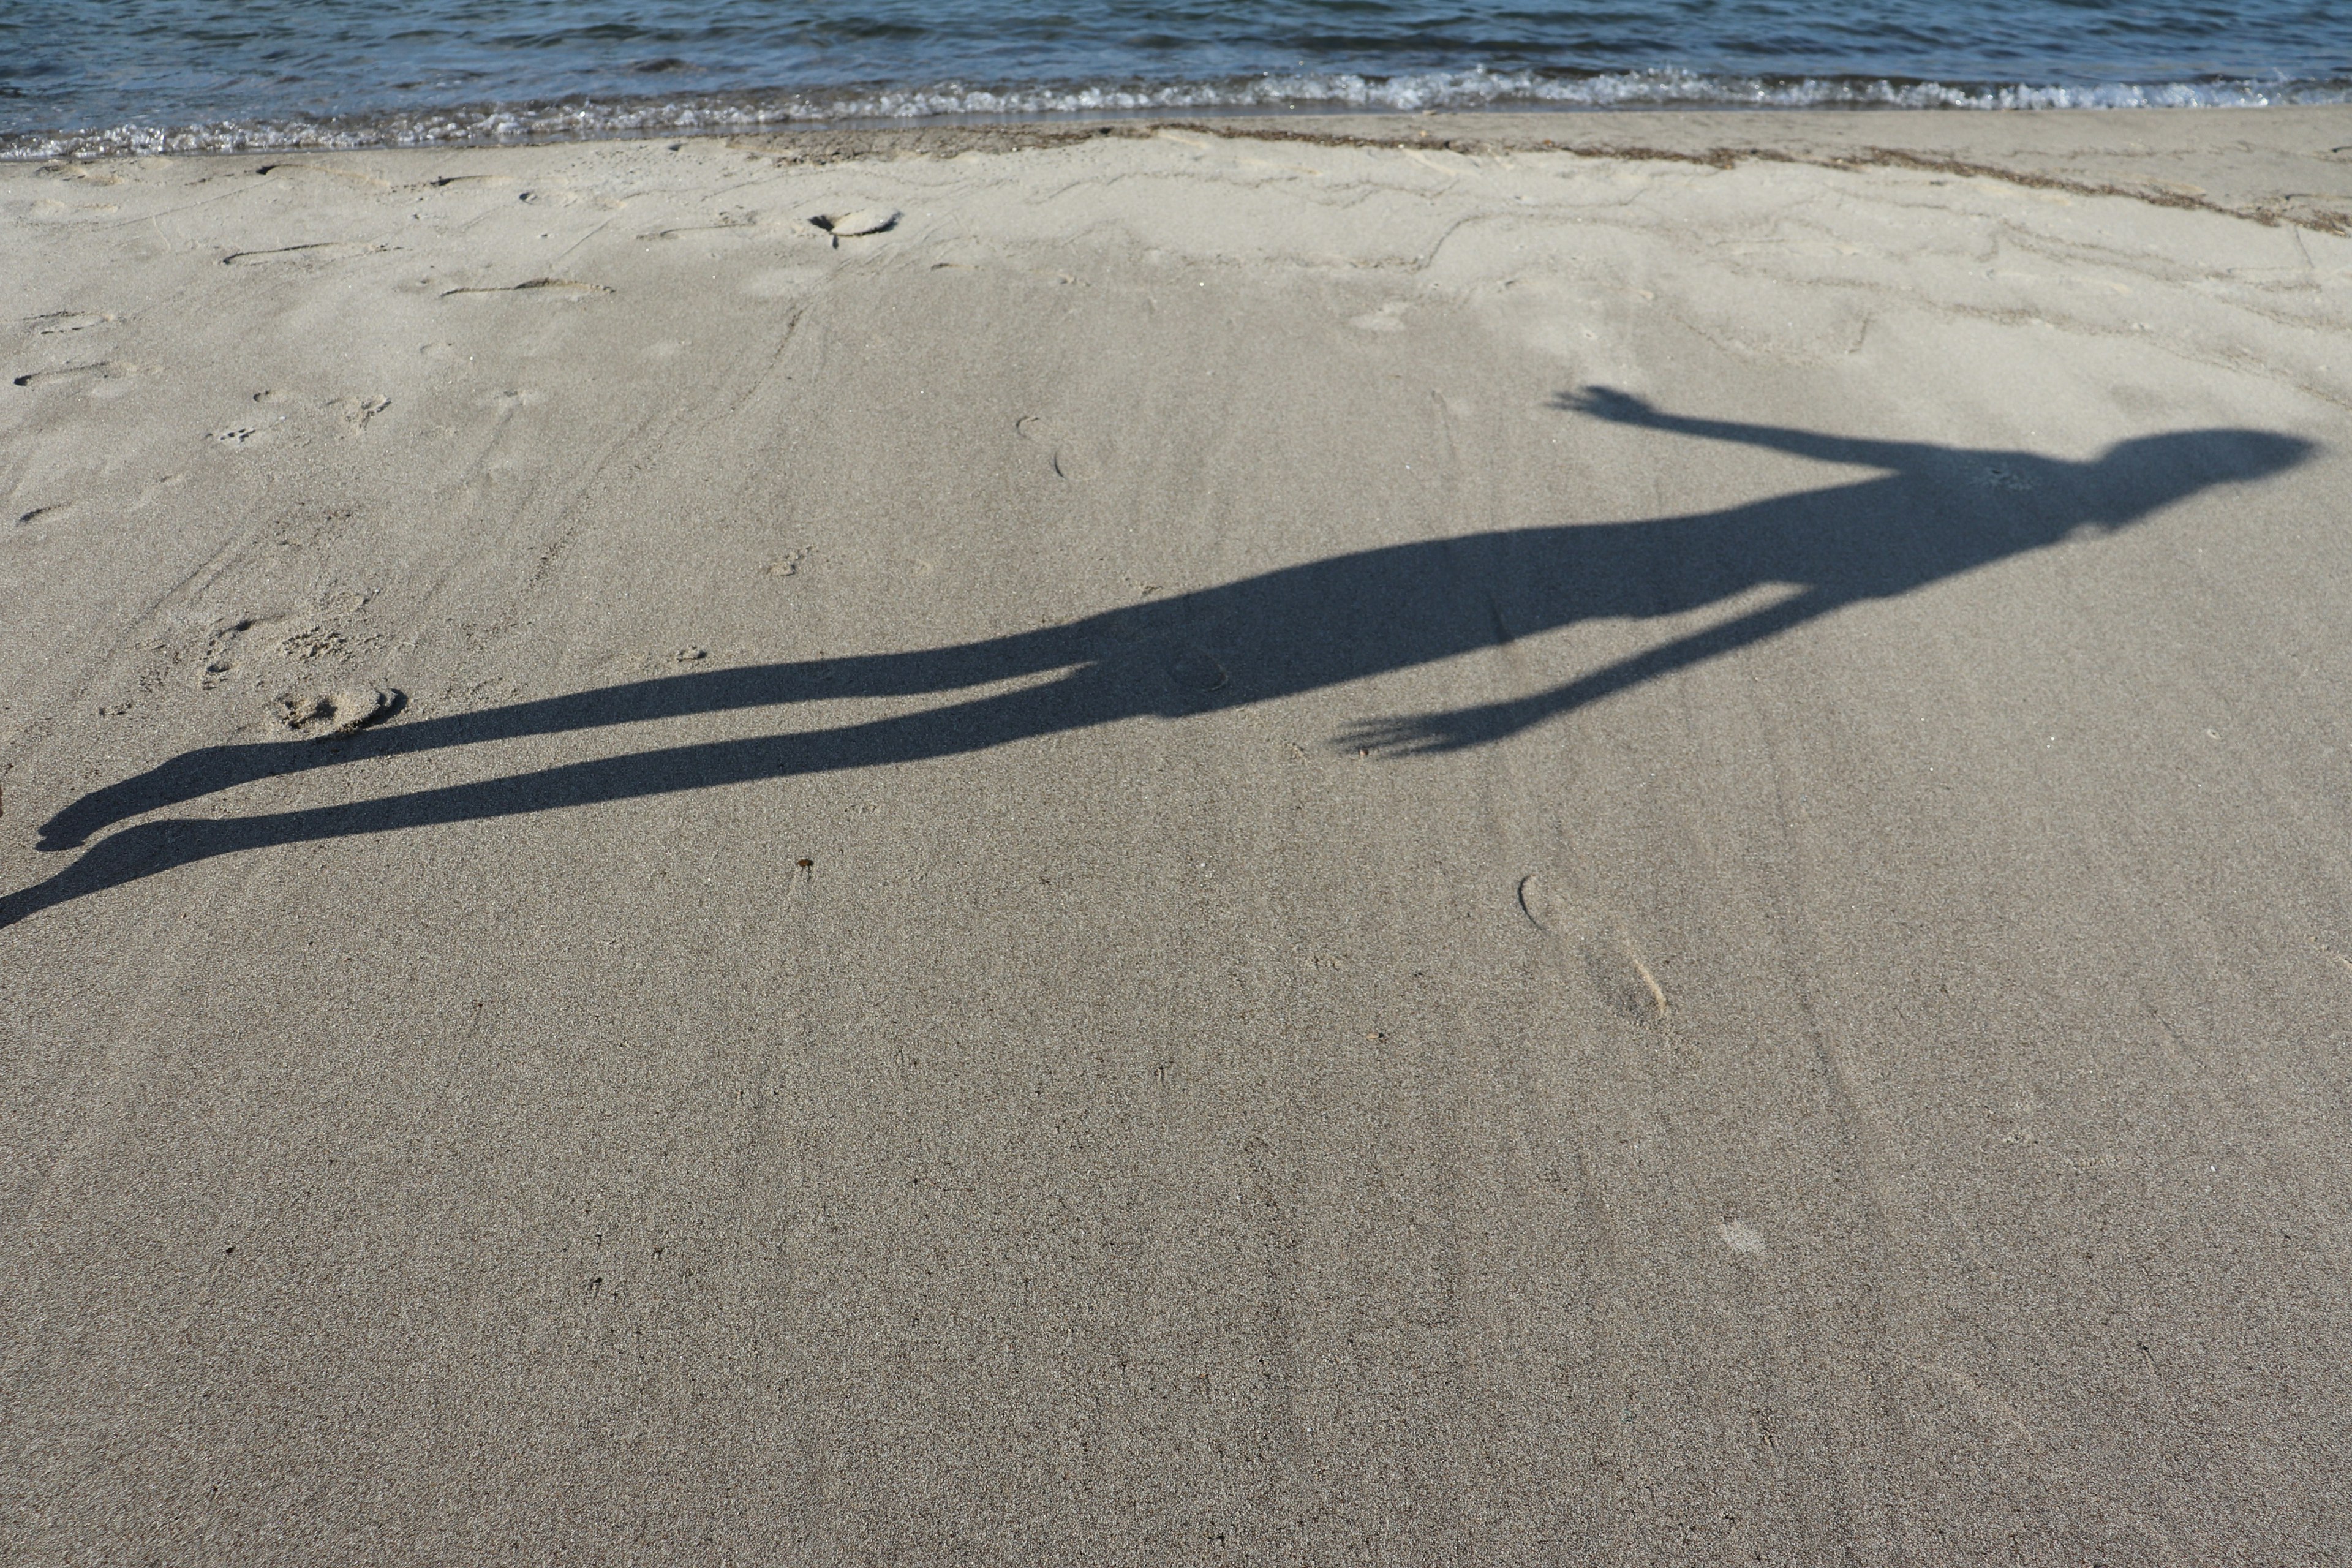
[2072,427,2315,530]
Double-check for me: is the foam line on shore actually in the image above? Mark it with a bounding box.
[9,63,2350,162]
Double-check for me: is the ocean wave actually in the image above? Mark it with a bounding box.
[7,66,2348,160]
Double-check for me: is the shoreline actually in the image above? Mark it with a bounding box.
[13,86,2352,160]
[18,104,2352,235]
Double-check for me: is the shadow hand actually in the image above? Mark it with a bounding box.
[1551,384,1658,424]
[1333,710,1496,759]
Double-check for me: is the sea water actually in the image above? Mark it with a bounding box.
[2,0,2346,159]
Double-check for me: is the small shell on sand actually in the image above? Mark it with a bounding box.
[276,687,400,737]
[809,209,899,243]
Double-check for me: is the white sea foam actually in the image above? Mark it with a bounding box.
[6,66,2345,160]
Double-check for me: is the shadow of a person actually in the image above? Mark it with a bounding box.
[7,390,2311,926]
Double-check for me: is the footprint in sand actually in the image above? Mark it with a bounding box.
[24,311,113,335]
[1165,645,1229,693]
[440,277,611,298]
[1517,872,1670,1023]
[807,209,899,247]
[331,394,391,432]
[222,241,388,266]
[742,267,823,300]
[194,614,278,688]
[275,687,401,737]
[1014,415,1095,481]
[29,198,119,220]
[12,360,127,389]
[255,164,391,189]
[278,626,349,661]
[1717,1221,1767,1256]
[638,209,764,241]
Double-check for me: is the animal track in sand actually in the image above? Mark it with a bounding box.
[440,277,612,297]
[1517,872,1670,1023]
[276,687,401,737]
[222,241,388,266]
[1348,301,1412,333]
[17,503,73,526]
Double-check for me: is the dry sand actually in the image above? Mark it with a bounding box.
[4,108,2351,1561]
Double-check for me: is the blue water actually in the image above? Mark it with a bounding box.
[3,1,2346,158]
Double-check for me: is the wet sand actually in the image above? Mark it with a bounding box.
[4,108,2351,1561]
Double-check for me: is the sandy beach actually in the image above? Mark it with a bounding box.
[5,107,2351,1560]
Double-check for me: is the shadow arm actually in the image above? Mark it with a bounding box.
[1559,386,1942,473]
[1338,587,1834,756]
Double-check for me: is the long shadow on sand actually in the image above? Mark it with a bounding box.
[4,390,2313,925]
